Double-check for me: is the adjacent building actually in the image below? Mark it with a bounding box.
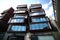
[52,0,60,40]
[0,7,14,40]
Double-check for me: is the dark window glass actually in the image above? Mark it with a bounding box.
[0,34,4,40]
[8,36,24,40]
[32,17,48,22]
[11,25,26,31]
[30,23,49,30]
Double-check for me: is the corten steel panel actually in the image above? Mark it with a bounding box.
[1,7,14,22]
[0,20,9,32]
[1,7,14,15]
[2,13,14,22]
[0,7,14,32]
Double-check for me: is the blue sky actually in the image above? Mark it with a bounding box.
[0,0,54,19]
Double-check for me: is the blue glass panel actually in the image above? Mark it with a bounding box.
[30,23,48,30]
[11,25,26,31]
[32,18,48,22]
[14,14,25,18]
[11,19,24,23]
[38,36,54,40]
[31,36,54,40]
[30,12,44,16]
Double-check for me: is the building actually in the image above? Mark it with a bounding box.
[3,4,28,40]
[52,0,60,40]
[0,7,14,32]
[2,4,58,40]
[52,0,60,31]
[0,7,14,40]
[0,4,58,40]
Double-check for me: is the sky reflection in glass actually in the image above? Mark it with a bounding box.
[11,25,26,31]
[32,17,48,22]
[30,23,48,30]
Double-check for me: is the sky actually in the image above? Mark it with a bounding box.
[0,0,55,19]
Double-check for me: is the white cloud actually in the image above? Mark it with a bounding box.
[42,3,49,10]
[0,0,54,20]
[0,0,40,16]
[42,0,52,10]
[42,0,54,19]
[45,6,53,16]
[49,0,52,5]
[0,0,40,13]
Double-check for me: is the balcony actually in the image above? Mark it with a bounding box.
[30,4,42,9]
[29,12,45,16]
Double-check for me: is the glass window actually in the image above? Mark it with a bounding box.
[14,14,25,18]
[30,23,49,30]
[14,10,25,13]
[30,12,44,16]
[31,6,41,8]
[32,17,48,22]
[11,25,26,31]
[31,36,54,40]
[0,16,2,19]
[11,19,24,23]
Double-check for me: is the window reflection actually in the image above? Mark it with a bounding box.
[31,36,54,40]
[14,14,25,18]
[14,10,26,13]
[11,19,24,23]
[30,23,49,30]
[31,6,42,9]
[32,17,48,22]
[11,25,26,31]
[30,12,44,16]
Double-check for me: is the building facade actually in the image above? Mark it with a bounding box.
[52,0,60,40]
[0,7,14,32]
[0,4,58,40]
[0,7,14,40]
